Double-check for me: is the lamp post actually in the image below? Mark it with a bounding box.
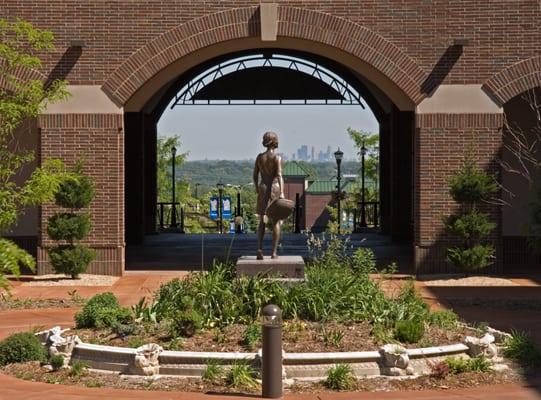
[217,180,224,234]
[171,145,178,228]
[334,148,344,235]
[359,142,367,228]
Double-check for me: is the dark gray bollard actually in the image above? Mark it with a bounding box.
[261,304,283,399]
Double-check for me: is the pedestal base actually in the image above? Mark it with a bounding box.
[236,255,305,278]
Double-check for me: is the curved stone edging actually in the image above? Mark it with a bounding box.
[67,338,471,379]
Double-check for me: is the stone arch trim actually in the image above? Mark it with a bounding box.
[102,6,428,107]
[483,56,541,107]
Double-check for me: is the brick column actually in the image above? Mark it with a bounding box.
[414,113,503,273]
[37,114,125,276]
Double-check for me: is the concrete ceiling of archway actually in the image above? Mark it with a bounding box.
[141,47,391,124]
[123,39,416,115]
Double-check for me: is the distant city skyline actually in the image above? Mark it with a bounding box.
[157,104,378,160]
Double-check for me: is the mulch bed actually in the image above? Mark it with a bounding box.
[1,361,525,395]
[0,298,84,311]
[73,320,474,353]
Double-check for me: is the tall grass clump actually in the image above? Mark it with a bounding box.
[503,331,541,367]
[153,236,436,341]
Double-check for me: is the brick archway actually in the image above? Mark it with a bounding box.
[102,6,427,108]
[483,56,541,107]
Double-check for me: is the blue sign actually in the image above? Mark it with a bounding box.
[209,196,218,220]
[222,196,232,219]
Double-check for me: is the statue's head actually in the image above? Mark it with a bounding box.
[262,131,279,149]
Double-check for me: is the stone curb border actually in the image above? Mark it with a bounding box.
[35,326,510,380]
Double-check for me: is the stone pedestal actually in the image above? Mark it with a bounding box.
[236,256,305,278]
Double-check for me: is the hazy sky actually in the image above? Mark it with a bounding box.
[157,105,379,161]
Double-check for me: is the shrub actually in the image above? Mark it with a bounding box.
[112,322,137,338]
[0,332,47,366]
[447,245,495,272]
[202,359,224,382]
[54,175,95,209]
[48,163,95,278]
[468,356,491,372]
[69,360,88,378]
[503,331,541,367]
[394,320,425,344]
[241,324,261,351]
[444,357,470,374]
[448,157,498,204]
[325,364,355,390]
[49,354,64,370]
[48,245,96,279]
[168,309,203,338]
[226,361,258,389]
[47,213,91,241]
[75,292,132,329]
[351,247,376,274]
[446,153,498,272]
[429,310,458,329]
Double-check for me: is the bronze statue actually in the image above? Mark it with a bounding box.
[253,131,292,260]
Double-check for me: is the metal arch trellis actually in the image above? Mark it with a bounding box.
[170,54,365,108]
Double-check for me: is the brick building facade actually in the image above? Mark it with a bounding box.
[1,1,540,275]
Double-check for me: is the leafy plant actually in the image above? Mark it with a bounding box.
[446,153,498,271]
[112,322,137,338]
[69,360,88,378]
[394,320,425,344]
[202,359,224,382]
[132,297,158,324]
[167,337,184,351]
[241,324,261,351]
[85,379,102,388]
[321,327,344,347]
[75,292,132,329]
[49,354,64,371]
[0,332,47,366]
[0,18,69,293]
[428,310,458,329]
[226,361,258,389]
[48,162,96,278]
[503,331,541,367]
[126,337,146,348]
[48,245,96,279]
[47,213,91,241]
[444,356,490,374]
[168,309,203,338]
[325,364,355,390]
[351,247,377,274]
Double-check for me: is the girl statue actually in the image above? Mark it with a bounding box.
[253,131,284,259]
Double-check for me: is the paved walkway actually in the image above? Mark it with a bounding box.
[1,273,541,399]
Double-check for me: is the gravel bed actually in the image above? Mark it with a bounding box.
[21,274,119,287]
[423,277,520,287]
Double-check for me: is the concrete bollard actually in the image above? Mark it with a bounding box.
[261,304,283,399]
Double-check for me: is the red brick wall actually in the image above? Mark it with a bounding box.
[414,113,503,273]
[305,193,333,232]
[1,1,539,87]
[37,114,124,276]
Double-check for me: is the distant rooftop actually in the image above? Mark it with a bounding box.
[283,161,311,177]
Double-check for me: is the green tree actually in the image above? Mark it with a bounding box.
[156,135,188,202]
[446,152,498,272]
[347,128,379,187]
[0,19,69,291]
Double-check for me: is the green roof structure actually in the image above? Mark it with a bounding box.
[306,179,360,194]
[282,161,311,177]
